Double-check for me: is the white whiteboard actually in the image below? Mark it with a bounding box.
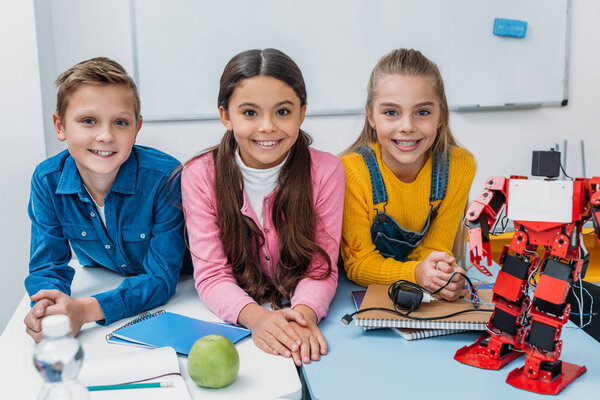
[132,0,570,121]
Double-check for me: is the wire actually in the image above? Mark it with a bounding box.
[527,263,540,290]
[577,277,584,327]
[343,306,491,323]
[486,325,501,336]
[489,205,509,236]
[559,161,573,180]
[565,279,594,330]
[460,293,494,308]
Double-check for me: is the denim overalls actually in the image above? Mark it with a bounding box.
[356,146,450,262]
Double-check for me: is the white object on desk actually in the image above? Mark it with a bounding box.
[79,347,191,400]
[0,261,301,400]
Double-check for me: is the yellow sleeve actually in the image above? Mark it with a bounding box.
[409,147,476,263]
[340,154,418,287]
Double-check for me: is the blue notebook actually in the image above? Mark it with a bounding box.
[106,310,251,355]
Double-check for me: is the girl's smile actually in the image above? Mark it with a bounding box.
[252,138,284,149]
[219,75,306,169]
[392,138,423,152]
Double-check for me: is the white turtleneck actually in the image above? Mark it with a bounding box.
[235,150,286,226]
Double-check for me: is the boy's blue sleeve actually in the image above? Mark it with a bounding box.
[25,169,75,298]
[92,172,186,325]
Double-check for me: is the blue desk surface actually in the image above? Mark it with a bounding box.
[303,266,600,399]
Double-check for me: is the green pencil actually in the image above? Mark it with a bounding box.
[87,382,173,391]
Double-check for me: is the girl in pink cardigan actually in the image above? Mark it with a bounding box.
[181,49,345,366]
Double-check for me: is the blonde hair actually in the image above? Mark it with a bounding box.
[344,48,456,159]
[55,57,140,121]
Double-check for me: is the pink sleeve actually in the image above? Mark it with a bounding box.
[291,153,345,322]
[181,158,256,325]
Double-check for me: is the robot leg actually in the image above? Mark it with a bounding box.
[506,258,587,394]
[455,252,531,369]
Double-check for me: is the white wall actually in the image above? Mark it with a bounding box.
[0,1,47,331]
[3,0,598,330]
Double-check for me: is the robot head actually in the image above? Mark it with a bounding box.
[531,149,561,178]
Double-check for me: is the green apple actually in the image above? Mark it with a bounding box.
[188,334,240,388]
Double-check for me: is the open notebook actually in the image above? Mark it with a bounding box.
[79,347,191,400]
[355,286,494,330]
[352,290,465,340]
[106,310,251,355]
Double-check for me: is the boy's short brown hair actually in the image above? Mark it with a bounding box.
[55,57,140,120]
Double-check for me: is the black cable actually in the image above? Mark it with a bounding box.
[560,161,573,180]
[489,206,505,236]
[341,304,493,325]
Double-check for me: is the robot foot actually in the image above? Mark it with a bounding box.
[506,360,587,395]
[454,334,523,370]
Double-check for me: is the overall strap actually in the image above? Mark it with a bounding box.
[355,146,387,205]
[430,148,451,203]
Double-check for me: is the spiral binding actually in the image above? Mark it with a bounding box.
[105,310,166,341]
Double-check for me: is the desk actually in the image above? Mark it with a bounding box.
[303,266,600,399]
[0,262,301,399]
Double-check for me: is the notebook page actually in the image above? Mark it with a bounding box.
[79,347,191,400]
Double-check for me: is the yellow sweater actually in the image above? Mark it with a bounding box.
[340,142,476,287]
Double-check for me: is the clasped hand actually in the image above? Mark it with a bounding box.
[415,251,466,301]
[24,290,99,343]
[239,303,327,366]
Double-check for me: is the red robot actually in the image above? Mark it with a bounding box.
[454,149,600,395]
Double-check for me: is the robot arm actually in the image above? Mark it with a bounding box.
[589,177,600,243]
[466,177,509,276]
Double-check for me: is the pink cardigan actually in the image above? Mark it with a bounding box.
[181,147,345,325]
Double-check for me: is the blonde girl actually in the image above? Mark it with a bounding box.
[341,48,476,300]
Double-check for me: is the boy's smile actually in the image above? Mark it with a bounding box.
[53,84,141,204]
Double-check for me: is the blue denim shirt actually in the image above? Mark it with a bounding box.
[26,145,190,325]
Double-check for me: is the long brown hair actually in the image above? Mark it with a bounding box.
[193,49,331,308]
[343,48,456,159]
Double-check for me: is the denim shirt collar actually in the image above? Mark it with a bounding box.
[55,151,138,196]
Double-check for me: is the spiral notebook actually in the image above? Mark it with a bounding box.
[352,290,465,340]
[106,310,251,355]
[355,285,494,331]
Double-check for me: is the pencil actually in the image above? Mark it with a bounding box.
[87,382,173,391]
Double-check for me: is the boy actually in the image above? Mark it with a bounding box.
[24,57,189,342]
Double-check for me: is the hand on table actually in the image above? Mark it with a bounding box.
[239,304,306,358]
[24,297,55,343]
[289,305,327,366]
[25,290,104,342]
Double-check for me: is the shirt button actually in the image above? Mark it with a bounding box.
[264,228,269,233]
[140,233,146,239]
[265,256,271,261]
[264,198,269,203]
[120,264,127,269]
[90,212,96,218]
[81,231,87,237]
[105,244,111,250]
